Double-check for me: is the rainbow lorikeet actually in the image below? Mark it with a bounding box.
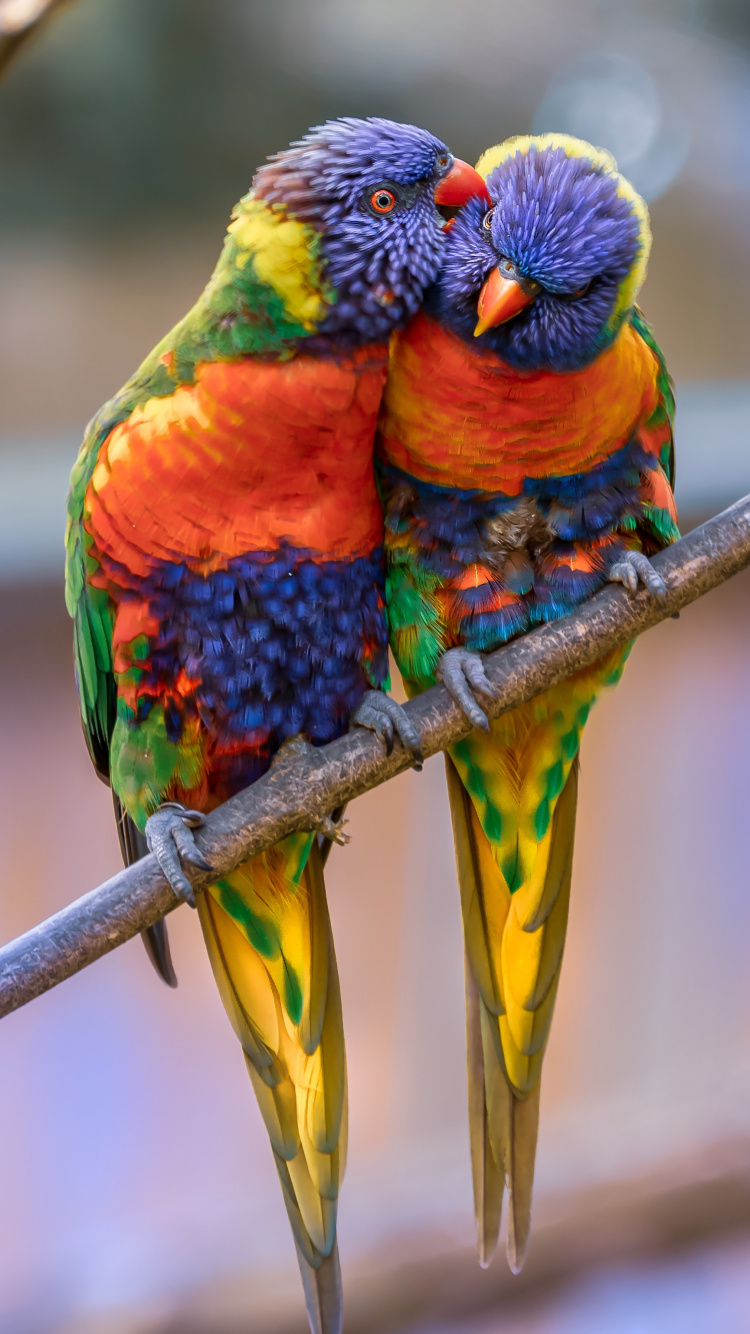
[65,117,487,1334]
[376,134,679,1273]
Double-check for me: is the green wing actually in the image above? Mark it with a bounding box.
[631,305,676,490]
[64,193,334,778]
[65,421,117,781]
[64,332,181,781]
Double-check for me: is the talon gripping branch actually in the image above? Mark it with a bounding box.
[377,134,679,1273]
[65,117,486,1334]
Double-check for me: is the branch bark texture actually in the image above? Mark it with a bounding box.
[1,494,749,1019]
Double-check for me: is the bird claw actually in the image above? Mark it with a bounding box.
[350,690,424,770]
[608,550,667,603]
[312,813,351,846]
[436,647,498,732]
[145,802,213,908]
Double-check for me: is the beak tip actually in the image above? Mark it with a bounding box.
[434,158,491,209]
[474,267,536,333]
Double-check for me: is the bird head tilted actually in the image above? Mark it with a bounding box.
[433,133,651,371]
[240,116,489,344]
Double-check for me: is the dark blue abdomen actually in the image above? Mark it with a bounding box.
[120,544,388,799]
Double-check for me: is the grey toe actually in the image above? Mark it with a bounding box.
[173,822,213,872]
[609,551,667,602]
[437,649,494,731]
[145,804,210,907]
[351,690,423,768]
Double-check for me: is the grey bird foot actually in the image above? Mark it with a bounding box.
[436,647,498,732]
[350,690,424,770]
[145,802,212,908]
[608,550,667,602]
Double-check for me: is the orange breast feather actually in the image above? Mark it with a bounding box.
[85,348,388,578]
[378,312,660,493]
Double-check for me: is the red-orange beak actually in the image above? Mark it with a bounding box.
[474,267,536,336]
[434,158,492,208]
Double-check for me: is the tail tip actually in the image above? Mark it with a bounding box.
[141,922,178,987]
[507,1238,529,1276]
[297,1241,343,1334]
[477,1236,498,1270]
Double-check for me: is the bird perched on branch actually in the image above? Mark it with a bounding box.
[65,117,486,1334]
[377,134,679,1273]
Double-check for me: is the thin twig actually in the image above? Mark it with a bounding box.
[0,0,76,76]
[0,494,749,1019]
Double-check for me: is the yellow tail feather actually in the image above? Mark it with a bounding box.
[197,836,346,1333]
[445,735,579,1271]
[465,962,504,1266]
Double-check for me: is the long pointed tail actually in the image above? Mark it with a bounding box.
[197,834,346,1334]
[445,743,578,1272]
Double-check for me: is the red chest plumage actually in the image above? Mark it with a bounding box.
[377,312,660,494]
[85,346,389,578]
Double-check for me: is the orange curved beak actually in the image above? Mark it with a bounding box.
[474,267,536,337]
[434,158,492,208]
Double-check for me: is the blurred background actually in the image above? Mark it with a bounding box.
[0,0,750,1330]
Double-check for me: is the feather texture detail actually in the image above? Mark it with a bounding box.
[378,312,660,493]
[63,116,464,1334]
[379,134,679,1274]
[198,836,347,1304]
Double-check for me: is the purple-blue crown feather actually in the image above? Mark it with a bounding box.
[431,143,642,371]
[254,117,450,347]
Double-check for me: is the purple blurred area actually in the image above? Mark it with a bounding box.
[1,2,750,1331]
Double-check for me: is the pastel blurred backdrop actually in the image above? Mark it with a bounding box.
[1,1,749,1331]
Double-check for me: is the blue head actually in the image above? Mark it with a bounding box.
[432,134,651,371]
[253,116,488,345]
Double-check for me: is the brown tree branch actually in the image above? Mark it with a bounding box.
[0,494,748,1019]
[0,0,77,76]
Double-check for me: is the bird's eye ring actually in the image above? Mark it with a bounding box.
[370,188,396,214]
[436,152,452,174]
[482,208,495,232]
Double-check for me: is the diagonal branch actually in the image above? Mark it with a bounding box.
[1,493,749,1020]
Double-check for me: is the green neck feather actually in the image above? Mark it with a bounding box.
[74,196,337,482]
[144,194,336,378]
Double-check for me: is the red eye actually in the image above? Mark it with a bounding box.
[370,188,396,214]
